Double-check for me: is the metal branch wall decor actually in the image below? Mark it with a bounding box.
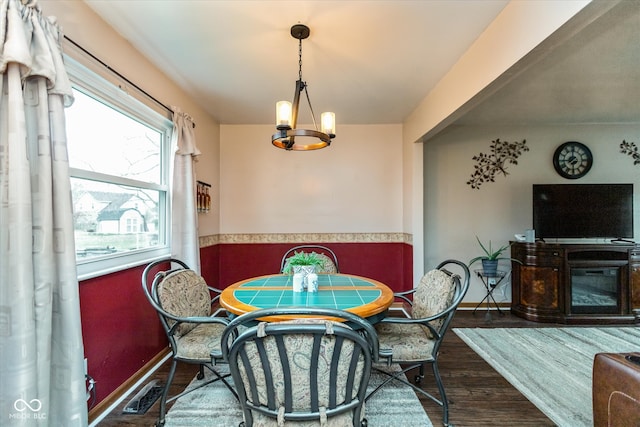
[467,138,529,189]
[620,140,640,166]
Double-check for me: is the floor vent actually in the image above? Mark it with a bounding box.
[123,379,164,415]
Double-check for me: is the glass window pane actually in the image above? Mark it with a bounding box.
[65,55,172,278]
[66,89,162,184]
[72,178,162,261]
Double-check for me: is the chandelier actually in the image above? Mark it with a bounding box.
[273,24,335,151]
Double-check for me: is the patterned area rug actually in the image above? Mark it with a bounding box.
[165,364,433,426]
[454,327,640,427]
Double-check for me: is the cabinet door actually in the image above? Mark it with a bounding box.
[519,265,560,310]
[630,261,640,312]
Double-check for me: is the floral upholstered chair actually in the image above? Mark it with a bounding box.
[142,258,236,426]
[368,259,470,427]
[220,307,380,427]
[280,245,339,274]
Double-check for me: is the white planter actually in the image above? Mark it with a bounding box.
[292,265,317,292]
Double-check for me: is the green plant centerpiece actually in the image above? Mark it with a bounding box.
[282,251,325,275]
[468,236,522,276]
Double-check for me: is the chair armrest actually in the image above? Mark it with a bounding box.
[593,352,640,426]
[207,285,224,295]
[210,349,224,363]
[391,289,416,307]
[378,348,394,365]
[164,313,230,335]
[377,314,441,339]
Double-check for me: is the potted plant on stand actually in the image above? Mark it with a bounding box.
[468,236,521,276]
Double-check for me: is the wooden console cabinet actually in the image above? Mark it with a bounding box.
[511,242,640,324]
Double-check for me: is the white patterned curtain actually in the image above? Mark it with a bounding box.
[0,0,87,425]
[171,108,201,273]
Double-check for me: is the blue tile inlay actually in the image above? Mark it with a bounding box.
[233,274,383,310]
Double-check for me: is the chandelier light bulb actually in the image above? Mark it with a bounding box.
[321,112,335,137]
[276,101,292,129]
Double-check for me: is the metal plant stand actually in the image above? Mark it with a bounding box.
[473,269,509,322]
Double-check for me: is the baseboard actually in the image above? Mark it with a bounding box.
[88,348,171,426]
[458,301,511,310]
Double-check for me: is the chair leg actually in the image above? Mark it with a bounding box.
[431,360,450,427]
[197,364,205,380]
[370,363,451,426]
[157,358,178,427]
[415,363,425,384]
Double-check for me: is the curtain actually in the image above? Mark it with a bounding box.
[171,107,201,273]
[0,0,87,425]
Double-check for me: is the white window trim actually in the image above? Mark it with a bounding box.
[65,56,173,281]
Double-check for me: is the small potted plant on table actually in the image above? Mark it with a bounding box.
[282,251,324,292]
[282,251,325,275]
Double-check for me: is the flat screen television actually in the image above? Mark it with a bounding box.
[532,184,634,240]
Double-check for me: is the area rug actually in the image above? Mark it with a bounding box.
[454,327,640,427]
[165,364,433,426]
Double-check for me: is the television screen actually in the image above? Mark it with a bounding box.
[532,184,634,239]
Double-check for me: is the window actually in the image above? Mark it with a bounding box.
[65,57,173,280]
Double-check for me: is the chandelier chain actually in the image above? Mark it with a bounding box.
[298,38,303,81]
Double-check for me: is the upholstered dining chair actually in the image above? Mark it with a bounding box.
[368,259,470,427]
[280,244,340,273]
[142,258,237,427]
[219,307,380,427]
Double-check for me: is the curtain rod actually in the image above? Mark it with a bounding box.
[63,35,195,128]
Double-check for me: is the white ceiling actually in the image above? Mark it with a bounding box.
[84,0,639,133]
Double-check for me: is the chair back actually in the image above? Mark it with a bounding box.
[142,258,221,340]
[280,245,339,273]
[221,308,377,426]
[414,260,470,341]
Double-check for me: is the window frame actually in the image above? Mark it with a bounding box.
[65,56,173,281]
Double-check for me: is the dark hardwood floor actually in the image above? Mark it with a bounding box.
[95,311,556,426]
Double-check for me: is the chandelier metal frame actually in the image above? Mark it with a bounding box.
[272,24,335,151]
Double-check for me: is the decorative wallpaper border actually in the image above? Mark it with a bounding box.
[199,232,412,248]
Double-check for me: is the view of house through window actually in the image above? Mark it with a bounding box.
[65,58,173,278]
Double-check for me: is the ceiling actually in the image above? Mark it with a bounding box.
[84,0,639,135]
[456,0,640,128]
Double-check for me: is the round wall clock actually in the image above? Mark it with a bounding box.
[553,141,593,179]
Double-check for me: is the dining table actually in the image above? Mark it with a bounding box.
[219,273,395,323]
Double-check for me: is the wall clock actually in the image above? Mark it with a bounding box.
[553,141,593,179]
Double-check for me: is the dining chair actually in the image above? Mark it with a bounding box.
[219,307,380,427]
[280,244,340,273]
[142,258,237,426]
[368,259,470,427]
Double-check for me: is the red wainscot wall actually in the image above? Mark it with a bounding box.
[206,242,413,291]
[80,264,167,406]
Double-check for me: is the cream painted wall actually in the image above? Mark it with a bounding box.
[41,0,222,236]
[424,124,640,303]
[220,124,403,234]
[404,137,424,285]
